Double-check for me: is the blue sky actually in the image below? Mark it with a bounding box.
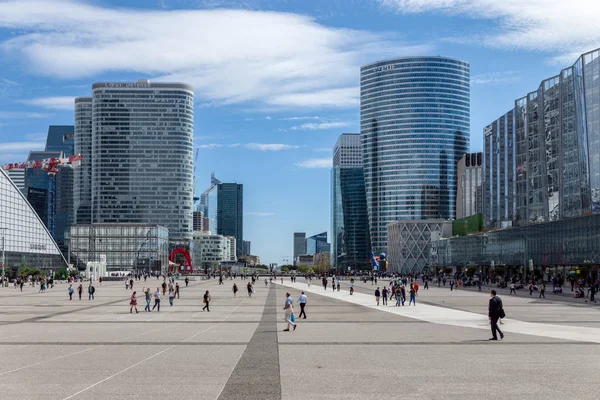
[0,0,598,265]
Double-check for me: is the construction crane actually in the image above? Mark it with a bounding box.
[2,154,83,237]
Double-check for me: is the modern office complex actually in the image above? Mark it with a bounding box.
[306,232,328,255]
[361,56,470,252]
[45,125,75,156]
[243,240,251,256]
[193,211,204,232]
[388,220,452,273]
[293,232,306,264]
[73,81,194,242]
[484,48,600,227]
[332,134,371,270]
[217,183,243,257]
[456,152,483,219]
[69,224,169,273]
[5,169,25,191]
[0,168,67,272]
[54,165,74,252]
[192,231,234,272]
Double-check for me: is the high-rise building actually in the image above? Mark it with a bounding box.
[293,232,306,263]
[306,232,328,255]
[456,152,483,219]
[361,57,470,252]
[332,134,371,270]
[54,165,74,251]
[5,169,25,191]
[484,48,600,227]
[193,211,204,232]
[74,97,92,225]
[225,236,237,261]
[83,80,194,241]
[26,187,48,227]
[243,240,251,256]
[45,125,75,156]
[217,183,243,257]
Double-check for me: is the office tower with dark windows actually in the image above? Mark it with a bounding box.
[216,183,243,257]
[243,240,251,256]
[193,211,204,231]
[306,232,328,255]
[45,125,75,156]
[361,57,470,252]
[483,48,600,228]
[293,232,306,263]
[332,134,371,270]
[74,97,92,225]
[89,80,194,241]
[456,152,483,220]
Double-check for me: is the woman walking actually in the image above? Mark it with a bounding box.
[409,285,416,306]
[232,283,238,298]
[247,282,253,297]
[77,284,83,300]
[168,286,175,306]
[144,288,152,311]
[202,290,211,312]
[130,291,139,313]
[68,284,74,300]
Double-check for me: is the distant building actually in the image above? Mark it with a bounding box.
[73,97,93,225]
[54,165,74,252]
[225,236,237,261]
[306,232,327,255]
[4,168,25,191]
[313,252,331,270]
[296,255,314,267]
[456,152,483,219]
[242,240,251,256]
[193,211,204,231]
[45,125,75,156]
[245,255,261,266]
[293,232,306,264]
[192,231,230,272]
[26,187,48,228]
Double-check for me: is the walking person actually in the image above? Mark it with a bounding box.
[539,282,546,299]
[450,280,454,291]
[409,285,416,306]
[349,281,354,295]
[488,289,505,341]
[400,285,406,306]
[529,281,534,296]
[185,277,189,287]
[375,287,381,306]
[88,284,95,300]
[168,286,175,306]
[395,286,402,306]
[336,279,340,291]
[152,288,161,311]
[175,283,180,299]
[509,282,516,295]
[144,288,152,311]
[202,290,211,312]
[298,291,307,319]
[68,284,74,300]
[233,283,238,298]
[283,292,297,331]
[382,287,388,306]
[130,291,139,313]
[77,284,83,300]
[247,282,253,297]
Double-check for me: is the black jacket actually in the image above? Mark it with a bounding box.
[488,296,503,318]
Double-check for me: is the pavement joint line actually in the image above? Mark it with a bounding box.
[0,341,595,346]
[61,345,173,400]
[0,345,101,377]
[0,342,250,345]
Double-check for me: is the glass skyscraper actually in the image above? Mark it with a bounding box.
[45,125,75,156]
[216,183,243,258]
[484,48,600,227]
[74,81,194,241]
[361,57,470,252]
[332,134,371,270]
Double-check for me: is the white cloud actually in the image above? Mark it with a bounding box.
[246,212,275,217]
[295,158,332,168]
[0,140,46,152]
[0,111,52,119]
[471,71,520,85]
[290,121,351,131]
[245,143,300,151]
[21,96,76,110]
[379,0,600,60]
[0,0,431,109]
[281,116,321,121]
[197,143,222,149]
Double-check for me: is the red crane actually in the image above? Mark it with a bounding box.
[2,153,83,175]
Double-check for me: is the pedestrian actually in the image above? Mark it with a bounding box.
[488,289,505,340]
[539,282,546,299]
[395,287,402,306]
[88,284,95,300]
[130,291,139,313]
[382,287,388,305]
[450,280,454,291]
[185,277,189,287]
[509,282,516,295]
[130,278,134,290]
[323,278,328,291]
[125,280,129,290]
[152,288,161,311]
[247,282,253,297]
[161,281,167,295]
[175,283,180,299]
[349,281,354,295]
[400,285,406,306]
[283,292,297,331]
[233,283,238,298]
[144,288,152,311]
[298,291,307,319]
[202,290,211,312]
[168,286,175,306]
[529,281,534,296]
[68,284,74,300]
[375,287,381,306]
[424,280,429,290]
[77,284,83,300]
[409,285,416,306]
[337,280,340,291]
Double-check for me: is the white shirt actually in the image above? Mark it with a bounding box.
[298,294,307,304]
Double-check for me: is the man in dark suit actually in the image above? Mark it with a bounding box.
[488,289,504,341]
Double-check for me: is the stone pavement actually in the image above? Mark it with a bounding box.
[0,277,599,399]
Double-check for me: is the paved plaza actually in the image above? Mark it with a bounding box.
[0,277,599,399]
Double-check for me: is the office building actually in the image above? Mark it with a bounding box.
[199,173,221,233]
[296,255,314,267]
[54,165,74,251]
[313,252,331,271]
[82,80,194,241]
[70,224,168,273]
[74,97,93,225]
[193,211,204,232]
[388,220,452,273]
[217,183,243,257]
[293,232,306,262]
[361,56,470,252]
[0,167,67,272]
[192,231,232,271]
[243,240,251,256]
[332,134,371,270]
[306,232,328,255]
[225,236,237,261]
[456,152,483,219]
[26,187,48,228]
[5,169,25,191]
[484,48,600,227]
[45,125,75,156]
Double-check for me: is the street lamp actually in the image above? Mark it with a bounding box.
[0,227,8,287]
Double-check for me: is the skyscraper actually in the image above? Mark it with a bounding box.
[216,183,243,257]
[332,134,371,270]
[293,232,306,262]
[45,125,75,156]
[456,152,483,219]
[243,240,251,256]
[74,80,194,241]
[361,57,470,252]
[74,97,92,225]
[306,232,328,255]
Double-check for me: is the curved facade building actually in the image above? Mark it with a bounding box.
[361,57,470,252]
[74,97,92,225]
[90,81,194,241]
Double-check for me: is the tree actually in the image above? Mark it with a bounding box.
[280,266,290,272]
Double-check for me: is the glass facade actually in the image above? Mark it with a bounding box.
[45,125,75,157]
[361,57,470,252]
[90,82,194,241]
[74,97,93,225]
[306,232,327,255]
[293,232,306,260]
[54,165,74,252]
[216,183,243,257]
[484,48,600,227]
[0,168,67,272]
[70,224,169,273]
